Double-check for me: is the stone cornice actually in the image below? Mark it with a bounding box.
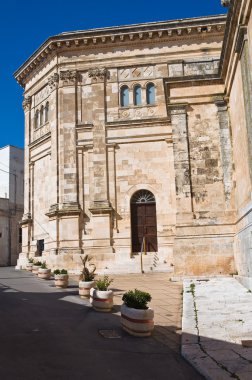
[14,15,226,88]
[165,75,223,88]
[219,0,242,79]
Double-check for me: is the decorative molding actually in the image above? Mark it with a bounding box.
[46,202,81,218]
[89,200,113,215]
[20,213,32,226]
[235,25,247,56]
[88,67,109,82]
[14,15,226,87]
[59,70,78,85]
[48,73,59,90]
[168,104,188,115]
[221,0,230,7]
[22,96,32,111]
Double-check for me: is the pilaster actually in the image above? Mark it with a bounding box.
[170,104,193,219]
[236,27,252,184]
[88,67,113,254]
[215,97,233,203]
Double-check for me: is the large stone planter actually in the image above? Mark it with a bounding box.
[32,265,41,275]
[90,288,113,312]
[54,274,69,288]
[79,280,95,298]
[38,268,51,280]
[26,263,33,272]
[120,304,154,337]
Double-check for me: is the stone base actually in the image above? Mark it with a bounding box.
[16,253,29,270]
[235,275,252,291]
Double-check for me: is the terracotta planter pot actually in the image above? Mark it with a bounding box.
[38,268,51,280]
[26,263,33,272]
[79,280,95,298]
[121,304,154,337]
[32,265,41,275]
[54,274,69,288]
[90,288,113,312]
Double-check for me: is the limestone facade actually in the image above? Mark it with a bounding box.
[14,1,252,279]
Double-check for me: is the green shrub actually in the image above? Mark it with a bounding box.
[28,258,34,264]
[40,262,47,269]
[122,289,151,310]
[80,255,96,281]
[54,269,68,275]
[96,275,113,291]
[34,261,42,266]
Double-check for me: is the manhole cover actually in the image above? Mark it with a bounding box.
[98,329,122,339]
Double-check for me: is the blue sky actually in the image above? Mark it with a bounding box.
[0,0,226,149]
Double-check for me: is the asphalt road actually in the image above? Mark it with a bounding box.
[0,267,203,380]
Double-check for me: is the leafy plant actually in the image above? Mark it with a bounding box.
[54,269,68,275]
[40,262,47,269]
[96,275,113,291]
[34,261,42,266]
[28,258,34,264]
[122,289,151,310]
[80,255,96,281]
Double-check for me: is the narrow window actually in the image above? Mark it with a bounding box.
[37,239,44,256]
[40,106,44,126]
[120,85,129,107]
[134,85,142,106]
[19,228,22,244]
[44,102,49,123]
[146,83,155,105]
[35,110,39,129]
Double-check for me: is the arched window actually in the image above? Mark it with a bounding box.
[40,106,44,126]
[35,110,39,129]
[134,85,142,106]
[44,102,49,123]
[120,85,129,107]
[146,83,155,105]
[131,190,156,204]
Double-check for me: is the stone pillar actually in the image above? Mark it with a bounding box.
[215,98,233,203]
[18,97,32,266]
[88,68,113,254]
[46,70,82,256]
[236,26,252,183]
[46,73,60,254]
[170,104,193,220]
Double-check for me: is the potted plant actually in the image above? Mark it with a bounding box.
[79,255,96,298]
[54,269,68,288]
[90,275,113,312]
[38,262,51,280]
[121,289,154,337]
[26,258,34,272]
[32,260,43,275]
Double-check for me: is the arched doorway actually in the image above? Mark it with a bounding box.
[130,190,158,253]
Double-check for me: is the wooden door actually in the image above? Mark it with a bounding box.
[131,202,157,253]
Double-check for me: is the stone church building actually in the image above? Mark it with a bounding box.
[14,0,252,286]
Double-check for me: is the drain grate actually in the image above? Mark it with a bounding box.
[98,329,122,339]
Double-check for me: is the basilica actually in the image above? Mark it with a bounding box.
[14,0,252,288]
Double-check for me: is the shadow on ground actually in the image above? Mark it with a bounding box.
[0,268,202,380]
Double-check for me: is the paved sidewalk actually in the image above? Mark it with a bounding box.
[112,273,183,352]
[0,268,203,380]
[182,277,252,380]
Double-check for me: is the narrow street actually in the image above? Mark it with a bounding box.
[0,268,203,380]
